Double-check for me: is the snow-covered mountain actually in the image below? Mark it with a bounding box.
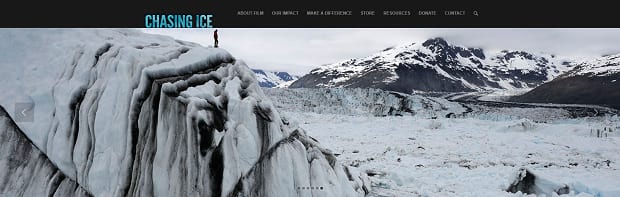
[512,54,620,109]
[565,54,620,77]
[290,38,573,93]
[252,69,299,88]
[0,29,368,196]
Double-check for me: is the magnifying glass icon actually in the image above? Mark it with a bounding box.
[473,11,479,16]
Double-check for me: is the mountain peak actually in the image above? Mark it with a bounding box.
[420,37,488,60]
[422,37,450,48]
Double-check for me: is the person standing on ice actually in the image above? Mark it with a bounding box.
[214,29,219,48]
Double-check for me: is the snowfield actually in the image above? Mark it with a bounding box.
[280,111,620,196]
[262,87,620,197]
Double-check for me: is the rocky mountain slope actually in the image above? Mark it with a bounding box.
[512,54,620,109]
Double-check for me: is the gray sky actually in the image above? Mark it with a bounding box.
[141,28,620,75]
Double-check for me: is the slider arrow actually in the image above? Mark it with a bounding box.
[21,108,28,116]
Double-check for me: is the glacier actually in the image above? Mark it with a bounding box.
[262,88,465,118]
[0,29,368,196]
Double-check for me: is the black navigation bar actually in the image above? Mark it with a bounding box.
[0,0,616,27]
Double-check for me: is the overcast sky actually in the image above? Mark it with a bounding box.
[142,28,620,75]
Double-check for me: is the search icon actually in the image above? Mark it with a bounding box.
[473,11,479,16]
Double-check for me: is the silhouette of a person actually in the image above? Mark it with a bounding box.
[214,29,219,48]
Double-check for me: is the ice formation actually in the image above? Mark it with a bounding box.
[0,29,368,196]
